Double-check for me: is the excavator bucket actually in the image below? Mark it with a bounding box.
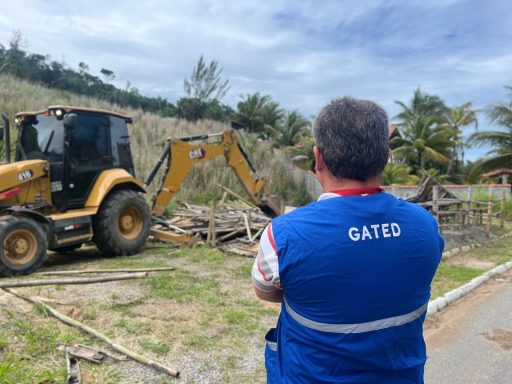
[258,195,283,218]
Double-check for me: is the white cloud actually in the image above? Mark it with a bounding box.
[1,0,511,162]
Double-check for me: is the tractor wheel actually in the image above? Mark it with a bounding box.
[93,190,151,256]
[0,216,47,276]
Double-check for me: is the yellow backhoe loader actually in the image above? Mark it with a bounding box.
[0,106,281,275]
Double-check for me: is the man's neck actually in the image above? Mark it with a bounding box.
[321,176,382,193]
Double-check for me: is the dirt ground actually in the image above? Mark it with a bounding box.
[1,224,510,383]
[0,244,278,384]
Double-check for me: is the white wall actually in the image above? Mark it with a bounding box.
[292,168,512,202]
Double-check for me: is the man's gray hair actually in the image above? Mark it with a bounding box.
[313,97,389,181]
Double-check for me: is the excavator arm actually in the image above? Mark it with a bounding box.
[146,130,282,219]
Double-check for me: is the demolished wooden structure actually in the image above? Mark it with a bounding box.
[407,174,507,232]
[151,199,270,257]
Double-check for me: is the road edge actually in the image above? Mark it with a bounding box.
[427,260,512,317]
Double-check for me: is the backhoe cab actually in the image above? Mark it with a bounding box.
[0,106,281,276]
[0,106,150,276]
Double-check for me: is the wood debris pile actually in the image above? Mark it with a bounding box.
[152,201,271,257]
[406,174,461,206]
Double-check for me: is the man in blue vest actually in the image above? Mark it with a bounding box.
[252,97,444,383]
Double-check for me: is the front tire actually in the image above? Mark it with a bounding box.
[93,190,151,256]
[0,216,47,276]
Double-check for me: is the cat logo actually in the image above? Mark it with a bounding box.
[17,170,33,182]
[188,148,206,160]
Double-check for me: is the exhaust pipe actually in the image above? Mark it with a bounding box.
[1,113,10,163]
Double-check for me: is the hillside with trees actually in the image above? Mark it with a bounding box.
[388,87,512,185]
[1,33,511,190]
[0,74,311,207]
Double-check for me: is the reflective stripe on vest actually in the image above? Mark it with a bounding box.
[266,339,278,351]
[284,300,428,334]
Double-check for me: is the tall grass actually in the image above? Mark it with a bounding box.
[465,188,512,217]
[0,75,309,206]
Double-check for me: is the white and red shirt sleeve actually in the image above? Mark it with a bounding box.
[252,223,281,292]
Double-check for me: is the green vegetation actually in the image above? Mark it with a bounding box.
[0,74,311,206]
[0,224,510,382]
[139,340,171,356]
[389,86,512,185]
[266,111,310,148]
[0,244,279,382]
[471,234,512,265]
[381,163,419,186]
[1,32,511,186]
[431,264,485,299]
[0,310,86,383]
[183,55,230,103]
[0,34,311,151]
[468,86,512,179]
[431,223,512,299]
[0,32,175,116]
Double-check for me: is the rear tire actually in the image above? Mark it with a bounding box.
[0,216,47,276]
[93,190,151,256]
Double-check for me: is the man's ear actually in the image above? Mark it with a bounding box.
[313,145,324,173]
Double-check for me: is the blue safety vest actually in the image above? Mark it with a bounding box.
[264,192,444,383]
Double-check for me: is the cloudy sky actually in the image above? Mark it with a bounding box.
[1,0,511,160]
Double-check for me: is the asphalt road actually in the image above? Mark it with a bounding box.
[424,268,512,383]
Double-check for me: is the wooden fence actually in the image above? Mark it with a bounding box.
[423,186,508,233]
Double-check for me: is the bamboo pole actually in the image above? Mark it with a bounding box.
[216,184,256,208]
[217,229,244,242]
[243,212,252,241]
[35,267,175,276]
[0,272,148,289]
[207,200,217,245]
[467,185,473,201]
[501,190,506,228]
[486,192,493,234]
[3,288,180,377]
[463,201,469,227]
[218,191,228,207]
[251,226,265,242]
[432,185,439,223]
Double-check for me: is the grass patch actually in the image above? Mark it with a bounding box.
[147,269,221,304]
[431,264,485,299]
[100,254,172,269]
[180,246,228,265]
[115,318,152,334]
[474,234,512,265]
[183,334,215,350]
[83,364,123,384]
[110,303,136,316]
[235,262,253,278]
[6,227,512,383]
[224,309,248,324]
[83,302,101,321]
[138,340,170,356]
[0,310,85,383]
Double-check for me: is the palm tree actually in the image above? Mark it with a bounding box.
[468,86,512,178]
[236,93,270,134]
[441,102,480,173]
[267,111,310,148]
[442,101,481,162]
[261,101,284,137]
[381,163,419,186]
[394,88,447,127]
[391,115,455,170]
[394,88,454,173]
